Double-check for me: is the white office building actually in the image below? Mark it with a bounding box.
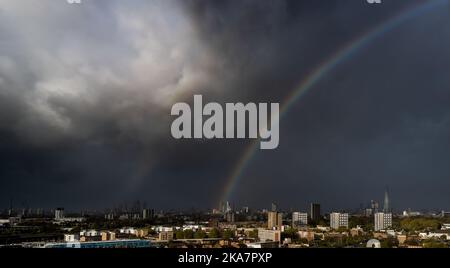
[292,212,308,227]
[330,213,348,230]
[374,212,392,231]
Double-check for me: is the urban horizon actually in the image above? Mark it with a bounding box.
[2,191,449,217]
[2,186,449,213]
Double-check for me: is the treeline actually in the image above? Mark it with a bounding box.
[399,217,444,232]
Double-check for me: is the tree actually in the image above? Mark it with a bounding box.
[423,239,449,248]
[175,230,184,240]
[249,229,258,239]
[282,227,298,241]
[208,228,221,239]
[380,237,399,248]
[222,230,235,240]
[183,229,194,239]
[400,218,441,232]
[194,230,207,239]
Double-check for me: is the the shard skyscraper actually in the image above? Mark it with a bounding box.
[383,187,390,213]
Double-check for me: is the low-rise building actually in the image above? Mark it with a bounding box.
[152,226,174,232]
[397,234,407,245]
[119,227,137,235]
[402,210,421,217]
[298,230,315,242]
[316,225,331,232]
[64,234,80,242]
[258,229,281,242]
[158,231,174,241]
[80,230,100,237]
[419,232,450,240]
[136,229,149,238]
[101,231,116,241]
[55,217,85,223]
[246,242,279,248]
[350,226,365,237]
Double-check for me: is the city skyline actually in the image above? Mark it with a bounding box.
[2,194,450,249]
[1,193,447,216]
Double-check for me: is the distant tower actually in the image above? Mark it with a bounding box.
[8,197,13,216]
[271,203,278,212]
[383,188,390,213]
[226,201,232,213]
[221,201,232,213]
[310,203,321,222]
[268,211,283,230]
[55,208,64,220]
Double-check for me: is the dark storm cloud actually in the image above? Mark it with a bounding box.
[0,0,449,211]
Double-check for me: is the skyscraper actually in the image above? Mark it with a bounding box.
[310,203,321,222]
[55,208,64,220]
[142,208,154,220]
[268,211,283,230]
[383,188,390,213]
[371,200,379,213]
[220,201,232,214]
[225,211,235,223]
[271,203,278,212]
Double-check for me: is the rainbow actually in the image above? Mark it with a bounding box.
[217,0,448,206]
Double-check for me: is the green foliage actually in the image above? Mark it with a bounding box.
[282,227,299,241]
[380,237,399,248]
[208,228,221,239]
[175,230,185,239]
[194,230,206,239]
[183,229,194,239]
[349,216,373,230]
[309,218,327,227]
[315,236,344,248]
[248,229,258,239]
[313,233,372,248]
[222,229,235,240]
[400,218,441,232]
[299,238,309,244]
[423,239,449,248]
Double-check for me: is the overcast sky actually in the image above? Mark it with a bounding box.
[1,0,450,212]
